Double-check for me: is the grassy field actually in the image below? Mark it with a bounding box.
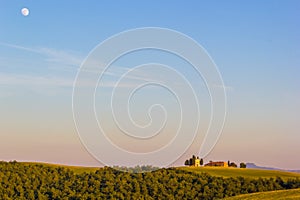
[22,162,100,174]
[224,188,300,200]
[178,166,300,181]
[21,162,300,180]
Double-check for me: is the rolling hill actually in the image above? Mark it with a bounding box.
[1,161,300,199]
[224,188,300,200]
[21,162,300,179]
[178,166,300,181]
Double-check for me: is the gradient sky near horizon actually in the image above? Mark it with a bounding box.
[0,1,299,169]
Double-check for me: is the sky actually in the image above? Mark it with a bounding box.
[0,1,299,169]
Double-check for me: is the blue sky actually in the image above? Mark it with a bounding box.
[0,1,299,169]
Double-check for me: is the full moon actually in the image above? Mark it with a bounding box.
[21,8,29,16]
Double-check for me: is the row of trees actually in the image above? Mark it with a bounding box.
[184,155,203,166]
[227,161,247,168]
[0,161,299,199]
[112,165,159,173]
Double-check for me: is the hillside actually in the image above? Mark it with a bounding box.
[179,166,300,181]
[22,162,300,180]
[0,161,300,199]
[22,162,100,174]
[224,188,300,200]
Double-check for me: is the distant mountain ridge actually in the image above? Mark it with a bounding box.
[246,163,300,173]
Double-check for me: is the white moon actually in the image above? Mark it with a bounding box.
[21,8,29,16]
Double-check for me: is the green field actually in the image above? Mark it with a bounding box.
[22,163,300,180]
[22,162,100,174]
[179,166,300,181]
[224,188,300,200]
